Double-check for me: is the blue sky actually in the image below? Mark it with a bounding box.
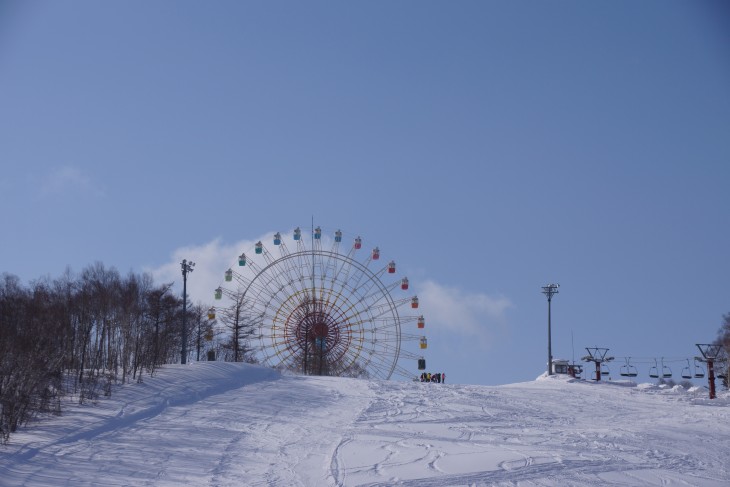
[1,1,728,386]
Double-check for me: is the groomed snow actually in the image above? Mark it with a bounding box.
[1,363,729,486]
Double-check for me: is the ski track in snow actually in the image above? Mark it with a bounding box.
[1,363,729,486]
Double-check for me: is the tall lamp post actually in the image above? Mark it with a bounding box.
[542,283,559,375]
[181,259,195,364]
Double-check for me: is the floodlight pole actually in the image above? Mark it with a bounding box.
[542,284,559,375]
[181,259,195,364]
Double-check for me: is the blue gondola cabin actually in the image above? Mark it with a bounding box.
[335,230,342,242]
[274,232,281,245]
[238,253,246,266]
[294,227,301,240]
[255,241,263,254]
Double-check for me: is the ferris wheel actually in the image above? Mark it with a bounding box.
[209,226,427,380]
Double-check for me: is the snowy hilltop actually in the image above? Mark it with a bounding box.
[1,362,729,486]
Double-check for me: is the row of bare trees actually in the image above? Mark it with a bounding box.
[0,263,237,444]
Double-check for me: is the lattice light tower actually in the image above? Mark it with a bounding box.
[180,259,195,365]
[542,284,559,375]
[582,347,614,381]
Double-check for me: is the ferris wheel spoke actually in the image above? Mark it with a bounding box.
[331,243,356,285]
[259,246,277,267]
[229,271,252,289]
[391,364,418,380]
[276,253,310,301]
[351,280,402,312]
[280,255,308,300]
[277,239,291,258]
[398,349,422,360]
[262,254,297,298]
[245,255,266,277]
[346,257,372,298]
[341,300,398,327]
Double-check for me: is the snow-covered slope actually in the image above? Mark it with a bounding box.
[1,362,729,486]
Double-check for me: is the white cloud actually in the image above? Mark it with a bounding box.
[145,235,270,305]
[416,280,512,346]
[38,166,105,197]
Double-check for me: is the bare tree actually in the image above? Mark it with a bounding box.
[0,263,202,443]
[219,298,256,363]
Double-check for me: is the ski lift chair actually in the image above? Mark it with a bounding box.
[694,359,705,378]
[649,360,659,379]
[620,359,638,378]
[661,360,672,379]
[681,360,692,380]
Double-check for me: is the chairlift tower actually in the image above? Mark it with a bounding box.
[582,347,614,381]
[696,343,724,399]
[542,284,559,376]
